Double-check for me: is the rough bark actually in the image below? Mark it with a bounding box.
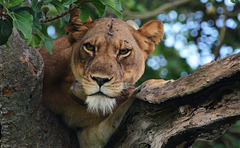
[1,29,240,148]
[0,29,78,147]
[106,52,240,148]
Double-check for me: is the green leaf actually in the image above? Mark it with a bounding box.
[13,6,41,29]
[100,0,122,19]
[78,4,90,23]
[43,36,53,55]
[0,1,4,5]
[31,0,41,12]
[14,6,35,15]
[35,28,44,40]
[230,0,235,3]
[7,10,33,39]
[42,0,53,4]
[27,28,44,47]
[114,0,122,12]
[61,0,77,5]
[27,33,42,47]
[60,14,70,28]
[31,0,38,7]
[91,0,105,17]
[0,16,13,45]
[100,0,114,8]
[113,0,122,18]
[51,0,64,13]
[5,0,24,8]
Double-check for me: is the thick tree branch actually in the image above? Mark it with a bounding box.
[0,29,78,147]
[123,0,192,20]
[107,52,240,147]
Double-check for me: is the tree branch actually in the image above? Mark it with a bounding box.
[39,0,90,23]
[123,0,192,20]
[225,8,240,17]
[107,52,240,147]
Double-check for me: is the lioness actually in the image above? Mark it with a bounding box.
[39,10,165,147]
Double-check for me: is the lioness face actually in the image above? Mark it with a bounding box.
[68,18,163,115]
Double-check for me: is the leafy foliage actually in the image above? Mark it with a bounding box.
[9,10,33,38]
[78,4,91,22]
[0,15,12,45]
[91,0,105,17]
[0,0,122,53]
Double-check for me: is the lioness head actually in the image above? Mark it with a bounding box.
[65,10,164,116]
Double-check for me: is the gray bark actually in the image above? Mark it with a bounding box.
[1,29,240,148]
[0,29,78,148]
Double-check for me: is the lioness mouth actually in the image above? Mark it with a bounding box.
[89,92,115,99]
[86,93,117,116]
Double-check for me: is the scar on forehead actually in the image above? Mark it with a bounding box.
[108,19,114,36]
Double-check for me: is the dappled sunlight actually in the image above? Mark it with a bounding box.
[142,0,240,74]
[47,25,56,38]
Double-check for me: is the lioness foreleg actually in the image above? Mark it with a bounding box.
[77,90,137,148]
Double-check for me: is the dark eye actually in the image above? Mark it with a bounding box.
[119,49,131,55]
[83,43,95,52]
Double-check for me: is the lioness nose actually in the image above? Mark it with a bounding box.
[91,76,111,87]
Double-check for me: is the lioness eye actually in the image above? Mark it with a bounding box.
[83,43,95,51]
[119,49,131,55]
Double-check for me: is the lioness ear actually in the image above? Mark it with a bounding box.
[137,20,164,56]
[64,9,92,44]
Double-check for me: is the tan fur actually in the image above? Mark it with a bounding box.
[39,9,164,147]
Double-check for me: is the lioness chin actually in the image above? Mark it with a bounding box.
[39,9,164,148]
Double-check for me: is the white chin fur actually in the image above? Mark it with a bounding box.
[85,94,116,116]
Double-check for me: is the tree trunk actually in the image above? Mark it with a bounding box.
[0,29,78,147]
[1,29,240,148]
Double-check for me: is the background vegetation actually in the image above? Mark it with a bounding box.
[1,0,240,147]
